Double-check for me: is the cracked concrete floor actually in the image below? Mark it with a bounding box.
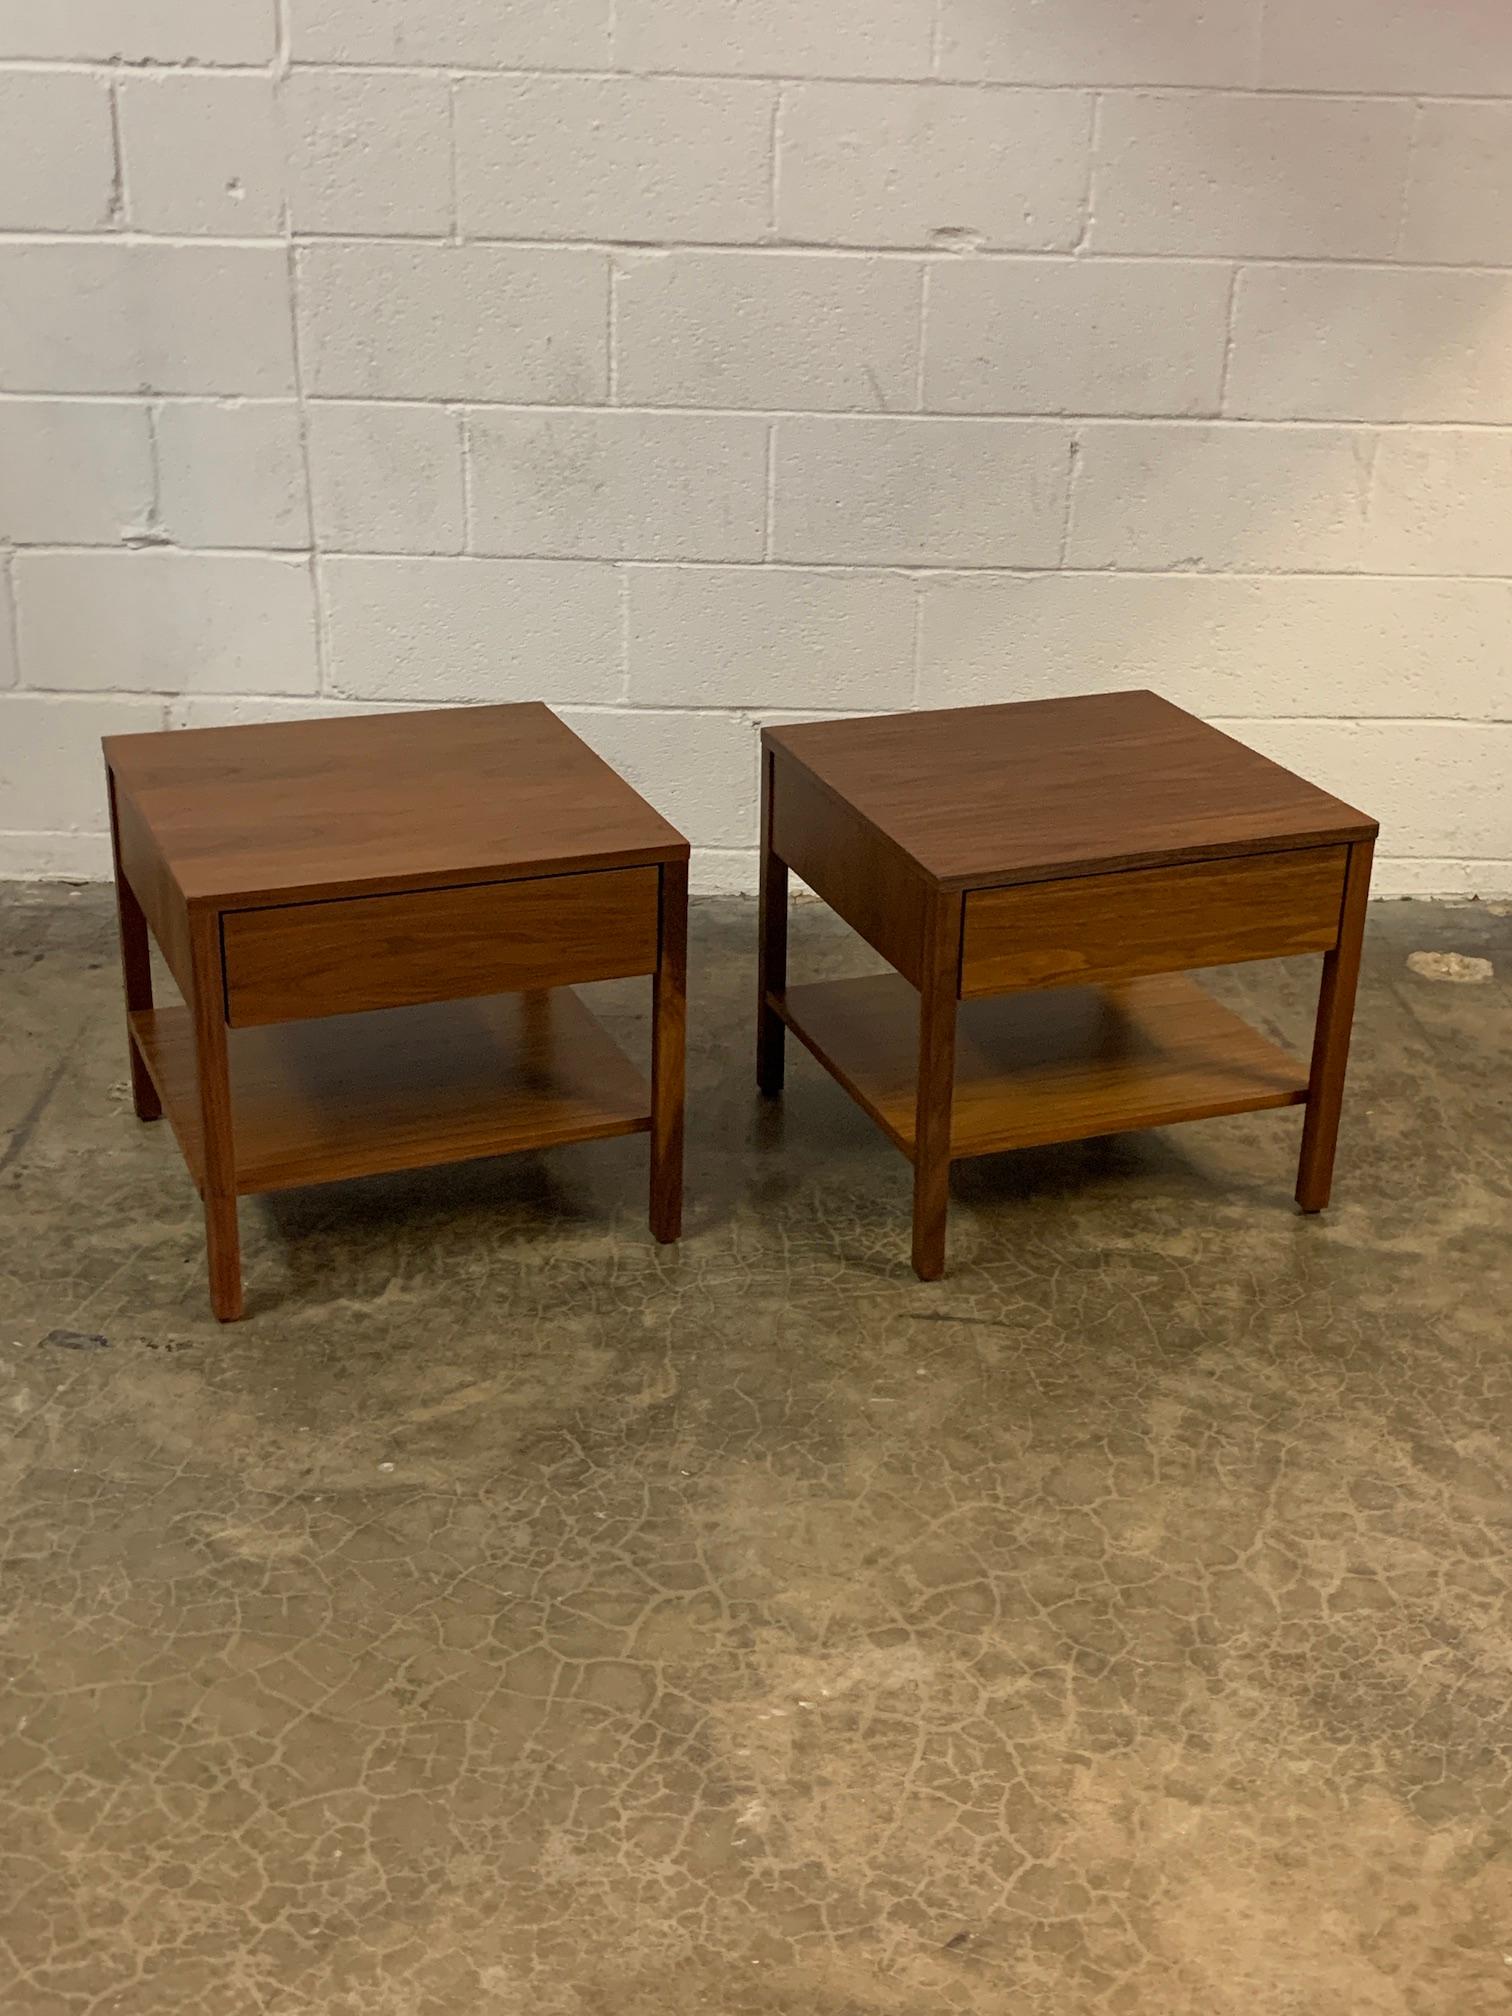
[2,886,1510,2016]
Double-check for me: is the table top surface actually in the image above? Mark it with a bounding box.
[105,703,688,905]
[764,691,1376,889]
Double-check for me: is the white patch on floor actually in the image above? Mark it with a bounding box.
[1406,951,1495,984]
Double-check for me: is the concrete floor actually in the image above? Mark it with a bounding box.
[2,886,1510,2016]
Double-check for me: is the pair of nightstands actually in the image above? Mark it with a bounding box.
[104,693,1375,1318]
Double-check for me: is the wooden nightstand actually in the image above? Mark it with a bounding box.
[757,692,1377,1280]
[104,703,688,1320]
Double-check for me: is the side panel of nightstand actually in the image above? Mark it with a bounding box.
[766,749,931,988]
[105,766,166,1129]
[109,771,193,1000]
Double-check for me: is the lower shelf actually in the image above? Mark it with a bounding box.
[773,972,1309,1163]
[131,988,651,1197]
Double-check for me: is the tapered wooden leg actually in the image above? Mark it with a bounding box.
[756,748,788,1096]
[203,1192,242,1322]
[106,768,160,1122]
[1296,839,1374,1214]
[911,890,962,1281]
[189,908,242,1320]
[650,859,687,1244]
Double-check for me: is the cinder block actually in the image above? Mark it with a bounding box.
[1226,266,1512,425]
[0,696,166,837]
[1090,93,1411,258]
[940,0,1261,86]
[0,245,295,396]
[308,404,465,556]
[777,84,1091,251]
[614,0,934,79]
[772,417,1070,567]
[1367,432,1512,579]
[0,564,15,689]
[1230,720,1512,863]
[468,411,768,561]
[1400,105,1512,268]
[1260,0,1512,95]
[154,402,310,551]
[627,565,916,707]
[298,244,608,403]
[15,551,318,695]
[284,70,452,239]
[456,77,774,244]
[118,74,284,238]
[0,0,276,62]
[0,403,154,546]
[0,72,115,231]
[923,258,1230,416]
[321,556,620,704]
[1073,424,1512,580]
[289,0,609,67]
[561,706,757,849]
[615,253,922,413]
[1066,422,1375,573]
[918,572,1512,720]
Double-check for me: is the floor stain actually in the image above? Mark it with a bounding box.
[1407,950,1495,984]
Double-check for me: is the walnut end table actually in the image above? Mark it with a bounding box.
[757,691,1377,1280]
[104,703,688,1321]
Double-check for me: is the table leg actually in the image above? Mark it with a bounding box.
[911,890,962,1281]
[651,858,687,1244]
[756,747,788,1096]
[106,769,160,1123]
[1296,838,1374,1214]
[190,909,243,1321]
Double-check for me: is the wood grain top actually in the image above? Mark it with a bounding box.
[764,691,1376,889]
[104,703,688,906]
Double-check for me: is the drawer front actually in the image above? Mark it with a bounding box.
[961,846,1347,999]
[224,867,661,1027]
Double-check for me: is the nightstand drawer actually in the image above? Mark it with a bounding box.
[223,867,661,1027]
[960,847,1347,999]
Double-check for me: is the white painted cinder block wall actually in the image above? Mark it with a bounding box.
[1,0,1509,895]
